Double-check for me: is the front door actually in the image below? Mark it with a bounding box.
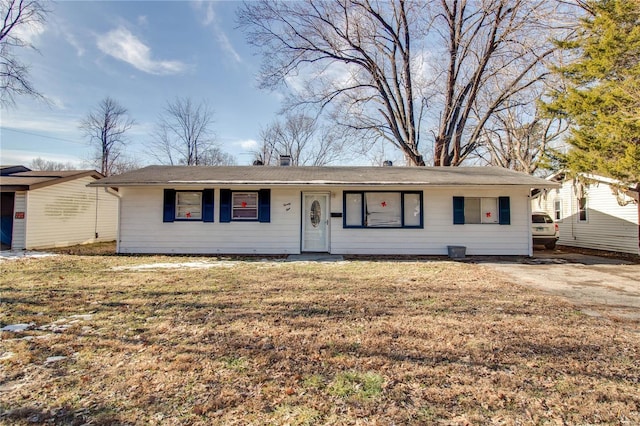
[302,193,330,252]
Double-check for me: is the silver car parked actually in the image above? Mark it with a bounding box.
[532,211,559,249]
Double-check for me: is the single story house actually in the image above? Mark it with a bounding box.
[90,165,556,256]
[0,166,119,250]
[532,172,639,255]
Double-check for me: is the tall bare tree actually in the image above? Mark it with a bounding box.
[474,102,568,175]
[149,97,233,166]
[238,0,573,166]
[429,0,572,166]
[0,0,48,106]
[239,0,427,165]
[255,113,345,166]
[80,97,135,176]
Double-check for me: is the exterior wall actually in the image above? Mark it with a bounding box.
[24,176,119,249]
[11,191,27,250]
[532,178,640,255]
[332,186,531,255]
[118,186,301,254]
[118,185,532,255]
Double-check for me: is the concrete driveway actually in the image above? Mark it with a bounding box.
[478,249,640,323]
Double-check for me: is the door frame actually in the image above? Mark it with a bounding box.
[301,192,330,252]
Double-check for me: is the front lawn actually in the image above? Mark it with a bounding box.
[1,254,638,425]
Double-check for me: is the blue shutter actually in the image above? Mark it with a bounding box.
[163,189,175,223]
[220,189,231,222]
[258,189,271,223]
[453,197,465,224]
[203,189,214,222]
[499,196,510,225]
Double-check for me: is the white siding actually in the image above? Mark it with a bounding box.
[332,186,530,255]
[24,176,119,249]
[118,185,532,255]
[532,178,639,255]
[118,187,301,254]
[11,191,27,250]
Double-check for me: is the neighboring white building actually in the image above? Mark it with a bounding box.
[0,167,119,250]
[532,172,640,255]
[90,165,556,256]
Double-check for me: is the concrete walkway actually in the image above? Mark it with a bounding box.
[479,251,640,323]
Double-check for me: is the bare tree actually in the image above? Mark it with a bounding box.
[239,0,427,165]
[473,102,568,175]
[238,0,574,166]
[429,0,574,166]
[199,146,236,166]
[255,113,345,166]
[149,97,232,166]
[30,157,76,171]
[0,0,48,106]
[80,97,135,176]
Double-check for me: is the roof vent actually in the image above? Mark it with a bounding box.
[279,155,292,166]
[383,160,393,167]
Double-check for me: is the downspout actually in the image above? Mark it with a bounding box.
[94,187,99,239]
[527,191,533,257]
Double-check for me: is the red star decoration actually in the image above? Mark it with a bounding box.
[381,201,387,207]
[186,212,192,218]
[241,201,247,208]
[486,212,491,218]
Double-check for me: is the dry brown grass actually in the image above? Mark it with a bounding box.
[1,253,638,425]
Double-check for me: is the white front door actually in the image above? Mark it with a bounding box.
[302,193,330,252]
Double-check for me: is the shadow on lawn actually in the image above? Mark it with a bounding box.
[1,404,123,425]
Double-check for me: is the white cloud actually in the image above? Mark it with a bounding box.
[234,139,259,150]
[1,113,80,135]
[194,2,242,64]
[13,19,46,46]
[96,26,186,75]
[0,149,85,167]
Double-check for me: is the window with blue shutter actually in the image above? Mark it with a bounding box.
[453,196,510,225]
[220,189,270,223]
[164,189,214,222]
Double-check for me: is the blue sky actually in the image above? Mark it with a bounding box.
[0,1,287,167]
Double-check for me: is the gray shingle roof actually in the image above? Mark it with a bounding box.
[89,165,557,188]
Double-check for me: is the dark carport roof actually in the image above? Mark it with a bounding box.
[0,170,103,191]
[89,165,558,188]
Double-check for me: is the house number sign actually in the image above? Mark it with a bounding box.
[15,212,25,219]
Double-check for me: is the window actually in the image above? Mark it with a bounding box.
[453,196,510,225]
[220,189,271,223]
[554,199,562,221]
[232,192,258,220]
[176,192,202,220]
[343,191,422,228]
[163,189,214,223]
[578,197,587,222]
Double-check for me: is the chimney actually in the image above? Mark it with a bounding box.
[383,160,393,166]
[279,155,292,166]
